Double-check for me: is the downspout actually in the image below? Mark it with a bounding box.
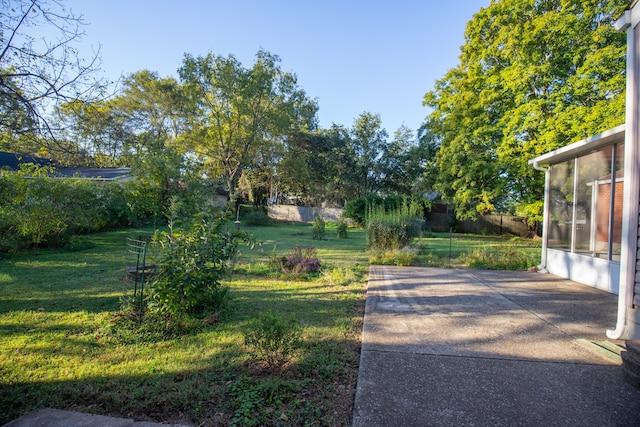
[532,161,550,272]
[608,9,637,339]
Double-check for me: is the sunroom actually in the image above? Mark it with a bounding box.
[529,124,626,295]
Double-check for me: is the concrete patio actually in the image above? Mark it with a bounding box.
[352,266,640,426]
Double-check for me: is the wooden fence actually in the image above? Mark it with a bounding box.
[267,205,530,236]
[429,212,530,236]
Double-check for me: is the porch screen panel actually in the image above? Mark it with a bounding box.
[576,147,612,255]
[548,160,573,251]
[611,142,624,261]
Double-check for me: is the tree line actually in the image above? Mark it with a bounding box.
[0,0,630,229]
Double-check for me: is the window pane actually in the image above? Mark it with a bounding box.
[575,147,612,256]
[548,160,573,251]
[611,142,624,261]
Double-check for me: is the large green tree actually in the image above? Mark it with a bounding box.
[279,125,359,205]
[178,50,318,201]
[424,0,627,221]
[58,71,189,217]
[351,112,389,196]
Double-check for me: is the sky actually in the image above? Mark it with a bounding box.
[63,0,490,136]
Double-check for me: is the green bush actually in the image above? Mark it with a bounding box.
[0,166,168,252]
[243,310,304,369]
[366,201,423,250]
[343,194,382,227]
[243,209,272,226]
[312,216,325,240]
[148,210,253,316]
[336,219,348,239]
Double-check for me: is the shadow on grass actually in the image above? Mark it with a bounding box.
[0,333,360,427]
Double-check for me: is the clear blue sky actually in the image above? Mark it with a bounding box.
[65,0,490,135]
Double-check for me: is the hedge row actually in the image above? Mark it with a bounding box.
[0,170,164,251]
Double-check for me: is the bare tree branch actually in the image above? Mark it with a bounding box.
[0,0,107,145]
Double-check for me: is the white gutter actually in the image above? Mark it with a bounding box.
[530,161,550,271]
[608,6,638,340]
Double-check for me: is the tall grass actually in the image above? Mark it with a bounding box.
[365,199,423,250]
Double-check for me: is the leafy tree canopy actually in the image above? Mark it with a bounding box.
[178,50,318,201]
[423,0,627,221]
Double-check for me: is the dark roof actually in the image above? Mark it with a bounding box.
[0,151,51,169]
[0,151,131,180]
[54,167,131,180]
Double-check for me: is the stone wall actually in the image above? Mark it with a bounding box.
[267,205,344,223]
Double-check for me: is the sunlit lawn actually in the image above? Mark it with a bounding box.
[0,221,540,425]
[0,223,368,426]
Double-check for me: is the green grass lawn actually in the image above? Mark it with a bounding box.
[0,222,541,425]
[414,232,541,269]
[0,223,368,426]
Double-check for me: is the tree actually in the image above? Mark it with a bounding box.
[178,50,318,201]
[351,112,388,196]
[423,0,627,222]
[380,125,429,196]
[0,0,105,145]
[57,70,191,219]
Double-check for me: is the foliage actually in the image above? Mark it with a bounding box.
[228,375,306,427]
[462,244,539,270]
[107,305,205,344]
[344,194,428,228]
[148,210,253,316]
[351,112,389,196]
[0,224,365,426]
[336,219,348,239]
[370,247,419,266]
[423,0,628,221]
[322,266,357,286]
[344,194,381,227]
[312,216,326,240]
[280,127,360,205]
[179,50,318,201]
[379,125,429,195]
[271,246,322,275]
[366,199,423,250]
[243,310,304,369]
[0,167,162,251]
[241,208,272,226]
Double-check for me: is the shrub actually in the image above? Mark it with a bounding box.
[243,310,304,369]
[343,194,382,227]
[148,209,253,316]
[270,246,322,275]
[243,209,272,226]
[366,200,423,250]
[312,216,325,240]
[336,219,348,239]
[322,266,356,285]
[0,166,166,252]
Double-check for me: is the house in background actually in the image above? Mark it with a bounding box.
[0,151,131,181]
[529,1,640,340]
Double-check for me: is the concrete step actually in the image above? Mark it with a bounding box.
[577,339,624,363]
[625,340,640,361]
[623,340,640,390]
[622,365,640,389]
[622,351,640,376]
